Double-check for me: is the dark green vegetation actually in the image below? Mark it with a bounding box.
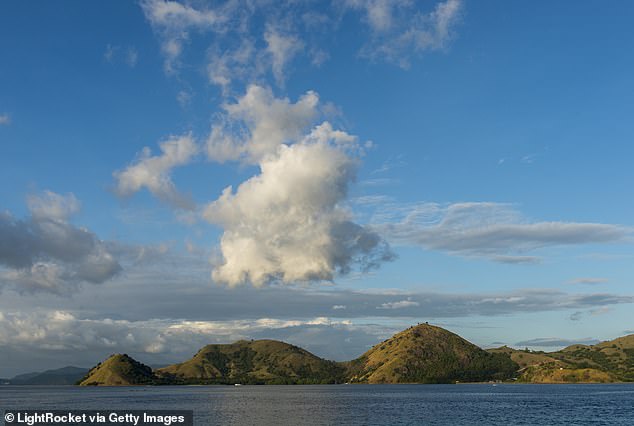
[3,366,88,385]
[488,334,634,383]
[78,354,164,386]
[157,340,346,385]
[77,324,634,386]
[79,324,517,386]
[345,324,517,384]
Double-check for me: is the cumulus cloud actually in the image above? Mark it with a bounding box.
[113,133,198,209]
[204,86,393,286]
[0,192,121,294]
[206,85,319,163]
[372,202,630,261]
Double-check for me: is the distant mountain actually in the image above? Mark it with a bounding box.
[156,339,345,385]
[345,323,518,384]
[78,354,161,386]
[488,334,634,383]
[9,366,88,385]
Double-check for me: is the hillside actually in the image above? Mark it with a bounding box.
[78,354,160,386]
[489,334,634,383]
[9,366,88,385]
[345,323,518,384]
[157,339,345,384]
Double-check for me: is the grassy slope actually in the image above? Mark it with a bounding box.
[78,354,158,386]
[488,334,634,383]
[345,324,518,384]
[157,340,345,384]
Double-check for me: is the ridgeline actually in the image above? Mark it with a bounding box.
[76,323,634,386]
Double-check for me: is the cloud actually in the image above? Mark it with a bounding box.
[203,86,393,286]
[0,113,10,125]
[0,192,121,294]
[373,202,630,261]
[378,298,420,309]
[140,1,463,89]
[141,0,223,73]
[104,44,117,62]
[264,27,303,86]
[1,282,632,375]
[126,47,139,67]
[0,310,388,376]
[569,306,611,321]
[104,45,139,68]
[514,337,600,348]
[490,255,541,264]
[345,0,462,67]
[113,133,198,209]
[204,129,393,286]
[206,85,319,164]
[568,277,609,285]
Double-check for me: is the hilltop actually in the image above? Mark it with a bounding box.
[76,326,634,386]
[157,339,345,384]
[345,323,517,383]
[78,354,161,386]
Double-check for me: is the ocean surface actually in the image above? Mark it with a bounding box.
[2,384,634,425]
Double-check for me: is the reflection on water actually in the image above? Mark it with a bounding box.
[2,384,634,425]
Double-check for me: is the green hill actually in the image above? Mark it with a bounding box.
[345,323,518,384]
[488,334,634,383]
[77,327,634,386]
[78,354,160,386]
[157,339,345,385]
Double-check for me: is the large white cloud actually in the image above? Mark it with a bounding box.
[204,86,392,286]
[113,133,198,209]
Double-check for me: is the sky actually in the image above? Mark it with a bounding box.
[1,0,633,377]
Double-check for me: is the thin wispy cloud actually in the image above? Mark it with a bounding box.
[0,113,10,125]
[141,0,464,87]
[345,0,462,67]
[568,277,609,285]
[370,202,630,262]
[514,337,600,348]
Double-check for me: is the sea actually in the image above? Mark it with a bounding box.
[2,384,634,425]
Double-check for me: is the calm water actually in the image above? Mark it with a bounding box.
[2,384,634,425]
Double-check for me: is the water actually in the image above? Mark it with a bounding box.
[2,384,634,425]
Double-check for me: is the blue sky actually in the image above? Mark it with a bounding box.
[1,0,633,376]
